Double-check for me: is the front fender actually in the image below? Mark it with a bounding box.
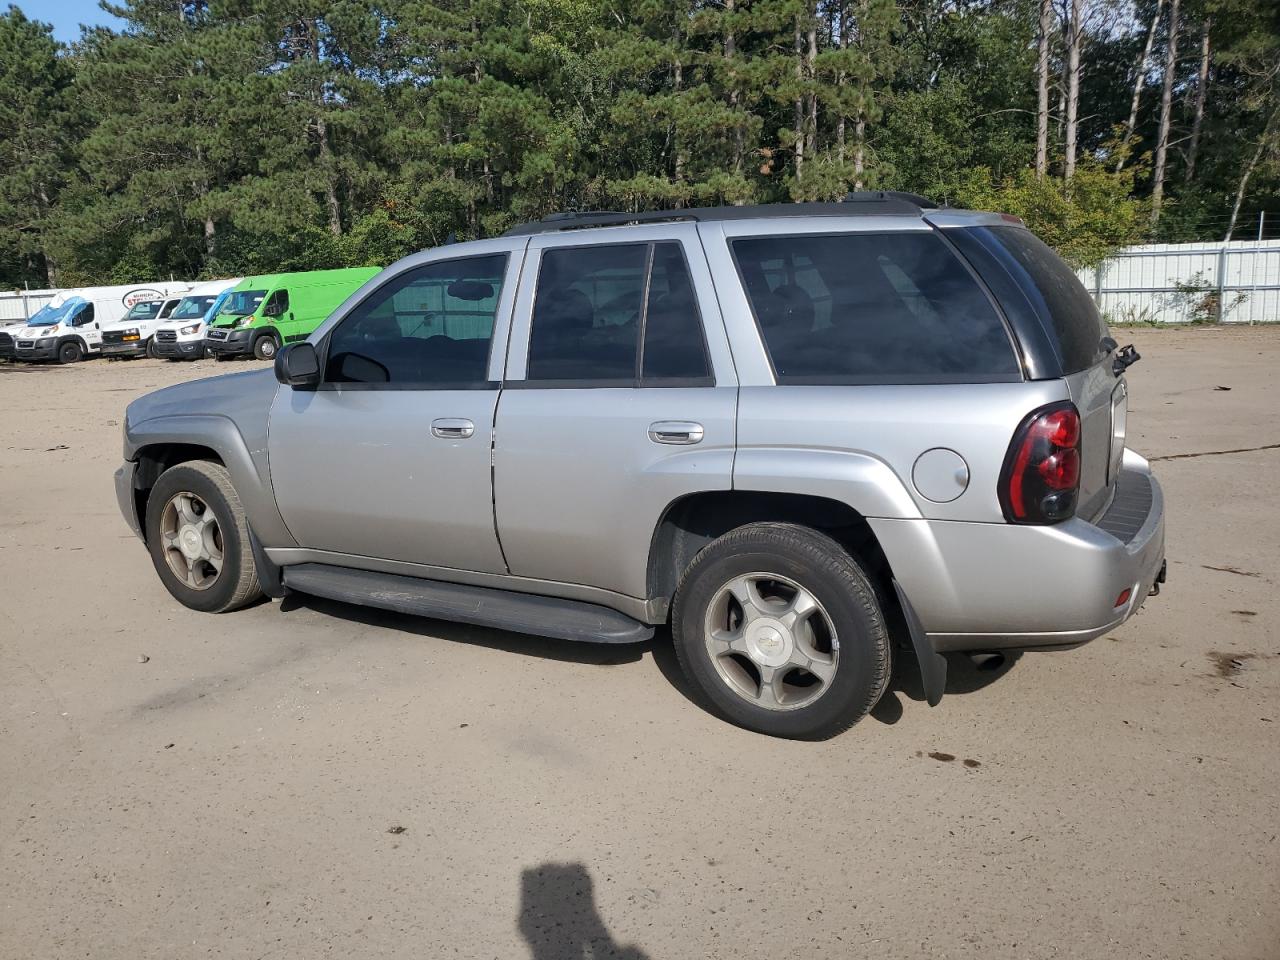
[126,413,295,547]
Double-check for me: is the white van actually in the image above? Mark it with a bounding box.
[152,280,242,360]
[11,283,193,363]
[100,285,196,359]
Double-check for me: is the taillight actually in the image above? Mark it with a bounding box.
[999,401,1081,524]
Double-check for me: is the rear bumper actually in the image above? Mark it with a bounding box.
[872,450,1166,652]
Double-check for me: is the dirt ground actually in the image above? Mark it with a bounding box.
[1,326,1277,960]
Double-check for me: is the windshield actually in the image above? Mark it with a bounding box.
[122,301,163,322]
[170,295,218,320]
[221,289,266,317]
[27,297,87,327]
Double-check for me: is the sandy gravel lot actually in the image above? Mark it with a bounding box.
[1,327,1277,960]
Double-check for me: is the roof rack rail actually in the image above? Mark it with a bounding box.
[502,193,938,237]
[845,190,938,209]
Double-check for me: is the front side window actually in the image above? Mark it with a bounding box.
[527,241,711,384]
[732,232,1019,383]
[324,253,507,387]
[264,290,290,317]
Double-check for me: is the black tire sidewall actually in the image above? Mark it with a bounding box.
[254,335,278,360]
[145,464,249,613]
[58,341,82,364]
[673,528,889,739]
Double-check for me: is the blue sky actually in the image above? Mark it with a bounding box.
[16,0,126,43]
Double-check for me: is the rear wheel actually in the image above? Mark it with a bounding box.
[145,460,262,613]
[56,340,83,364]
[671,522,890,740]
[253,334,279,361]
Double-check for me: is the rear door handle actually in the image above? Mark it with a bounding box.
[648,421,704,445]
[431,418,475,439]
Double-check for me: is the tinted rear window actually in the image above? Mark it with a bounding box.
[731,232,1019,383]
[979,226,1108,374]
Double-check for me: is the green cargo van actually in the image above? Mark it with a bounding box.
[204,267,382,360]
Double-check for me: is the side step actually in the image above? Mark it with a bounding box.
[280,563,654,645]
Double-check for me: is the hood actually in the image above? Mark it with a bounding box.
[125,367,279,434]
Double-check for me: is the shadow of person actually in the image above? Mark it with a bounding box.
[518,862,650,960]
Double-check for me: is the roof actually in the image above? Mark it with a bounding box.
[501,191,940,237]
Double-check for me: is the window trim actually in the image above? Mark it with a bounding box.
[315,252,510,392]
[728,229,1025,387]
[522,239,716,389]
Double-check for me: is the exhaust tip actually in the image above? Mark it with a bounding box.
[968,652,1007,672]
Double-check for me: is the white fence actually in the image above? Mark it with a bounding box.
[1077,239,1280,324]
[0,289,57,324]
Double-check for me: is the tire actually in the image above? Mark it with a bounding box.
[253,334,279,361]
[56,340,83,364]
[213,353,229,362]
[146,338,159,359]
[671,522,890,740]
[144,460,263,614]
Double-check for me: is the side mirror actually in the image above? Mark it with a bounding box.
[275,342,321,388]
[263,301,283,317]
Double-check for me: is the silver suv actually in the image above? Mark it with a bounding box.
[114,193,1166,739]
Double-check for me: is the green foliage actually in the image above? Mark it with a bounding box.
[0,0,1276,287]
[955,159,1150,268]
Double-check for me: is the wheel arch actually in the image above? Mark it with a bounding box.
[126,416,294,548]
[646,490,898,618]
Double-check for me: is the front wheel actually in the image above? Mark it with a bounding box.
[253,334,279,361]
[671,522,890,740]
[146,337,159,359]
[145,460,263,613]
[56,340,84,364]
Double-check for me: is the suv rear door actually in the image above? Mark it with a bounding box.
[493,223,738,600]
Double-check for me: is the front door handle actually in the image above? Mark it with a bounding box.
[431,418,475,439]
[648,421,704,445]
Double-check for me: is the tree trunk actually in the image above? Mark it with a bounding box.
[673,33,686,202]
[835,1,846,165]
[853,117,865,189]
[204,217,216,257]
[805,10,818,162]
[1064,0,1082,181]
[316,114,342,236]
[793,19,805,184]
[36,183,58,286]
[724,0,744,179]
[1150,0,1180,230]
[1035,0,1051,177]
[1224,113,1276,241]
[1184,18,1211,184]
[1117,0,1163,171]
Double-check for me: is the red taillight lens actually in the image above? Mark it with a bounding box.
[1000,402,1082,524]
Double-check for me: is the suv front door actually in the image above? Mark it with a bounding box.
[494,224,738,601]
[267,240,522,574]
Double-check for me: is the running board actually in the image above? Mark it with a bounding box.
[280,563,654,645]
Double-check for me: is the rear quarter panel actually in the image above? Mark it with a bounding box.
[735,381,1068,522]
